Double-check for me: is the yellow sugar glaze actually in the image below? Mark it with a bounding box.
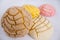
[23,5,40,19]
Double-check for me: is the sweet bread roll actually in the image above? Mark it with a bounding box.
[39,4,55,17]
[1,7,33,37]
[23,5,40,19]
[29,16,53,40]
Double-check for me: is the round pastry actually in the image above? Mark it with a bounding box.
[23,5,40,19]
[1,7,33,37]
[39,4,55,17]
[29,15,53,40]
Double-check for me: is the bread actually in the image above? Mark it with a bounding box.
[23,5,40,19]
[1,7,33,37]
[29,16,53,40]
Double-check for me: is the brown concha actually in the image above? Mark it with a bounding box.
[1,7,33,37]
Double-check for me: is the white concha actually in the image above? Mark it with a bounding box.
[29,16,53,40]
[1,7,33,37]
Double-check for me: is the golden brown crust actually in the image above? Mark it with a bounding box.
[1,7,33,37]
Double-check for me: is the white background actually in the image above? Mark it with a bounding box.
[0,0,60,40]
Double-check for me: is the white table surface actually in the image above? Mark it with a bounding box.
[0,0,60,40]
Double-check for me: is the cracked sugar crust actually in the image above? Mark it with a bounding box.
[29,15,53,40]
[23,5,40,19]
[1,7,33,37]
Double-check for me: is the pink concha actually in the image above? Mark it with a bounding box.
[39,4,55,17]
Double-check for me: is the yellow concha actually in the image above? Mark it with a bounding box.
[23,5,40,19]
[1,7,33,37]
[29,16,53,40]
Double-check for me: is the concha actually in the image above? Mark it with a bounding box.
[1,7,33,37]
[23,5,40,19]
[29,16,53,40]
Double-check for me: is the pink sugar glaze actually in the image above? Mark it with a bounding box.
[39,4,55,17]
